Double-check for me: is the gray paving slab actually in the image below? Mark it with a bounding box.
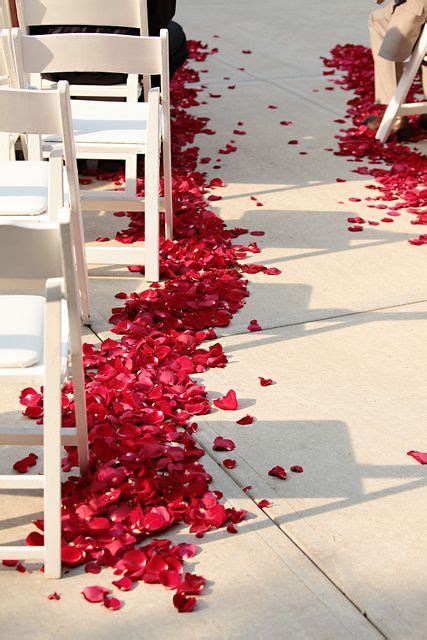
[0,448,381,640]
[195,302,427,639]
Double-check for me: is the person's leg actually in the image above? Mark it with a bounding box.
[369,3,401,104]
[148,21,188,92]
[167,20,188,77]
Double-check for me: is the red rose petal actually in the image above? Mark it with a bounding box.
[268,465,287,479]
[112,576,132,591]
[26,531,44,546]
[257,499,272,509]
[290,465,304,473]
[81,586,110,603]
[264,268,282,276]
[103,596,121,611]
[213,390,239,411]
[227,523,238,534]
[247,319,262,332]
[213,437,235,452]
[407,450,427,464]
[62,546,86,567]
[223,459,237,469]
[47,592,61,600]
[173,593,197,613]
[259,377,274,386]
[236,415,254,425]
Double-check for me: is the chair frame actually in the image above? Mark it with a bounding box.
[15,0,149,101]
[9,29,173,282]
[0,61,91,324]
[0,209,89,578]
[376,23,427,143]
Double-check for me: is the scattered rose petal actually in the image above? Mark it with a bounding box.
[223,459,237,469]
[213,390,239,411]
[173,593,197,613]
[81,586,110,604]
[257,499,272,509]
[236,415,254,425]
[247,319,262,332]
[290,465,304,473]
[407,451,427,464]
[112,576,132,591]
[103,596,121,611]
[268,465,287,479]
[213,437,236,452]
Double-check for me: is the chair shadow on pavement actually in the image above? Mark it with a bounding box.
[194,418,427,545]
[229,207,417,262]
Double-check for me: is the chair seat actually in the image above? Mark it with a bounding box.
[0,295,69,380]
[0,162,49,215]
[0,295,44,367]
[44,100,152,146]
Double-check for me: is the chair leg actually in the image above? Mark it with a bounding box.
[43,284,63,579]
[70,352,89,475]
[377,41,427,142]
[125,154,137,198]
[162,136,173,242]
[145,92,161,282]
[70,208,91,326]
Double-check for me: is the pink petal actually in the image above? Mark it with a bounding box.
[407,450,427,464]
[81,585,110,603]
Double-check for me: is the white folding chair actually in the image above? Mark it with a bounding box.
[0,209,89,578]
[10,29,173,281]
[15,0,149,101]
[376,23,427,143]
[0,63,90,324]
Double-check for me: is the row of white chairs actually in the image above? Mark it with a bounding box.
[1,27,173,287]
[0,0,174,578]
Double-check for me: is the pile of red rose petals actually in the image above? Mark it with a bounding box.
[322,44,427,244]
[5,38,289,614]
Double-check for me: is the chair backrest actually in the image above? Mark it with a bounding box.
[0,70,81,225]
[15,0,148,34]
[0,209,82,351]
[0,218,63,281]
[12,29,167,78]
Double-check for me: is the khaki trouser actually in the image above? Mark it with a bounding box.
[369,0,427,104]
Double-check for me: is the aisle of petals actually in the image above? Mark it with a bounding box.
[322,44,426,244]
[7,40,274,614]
